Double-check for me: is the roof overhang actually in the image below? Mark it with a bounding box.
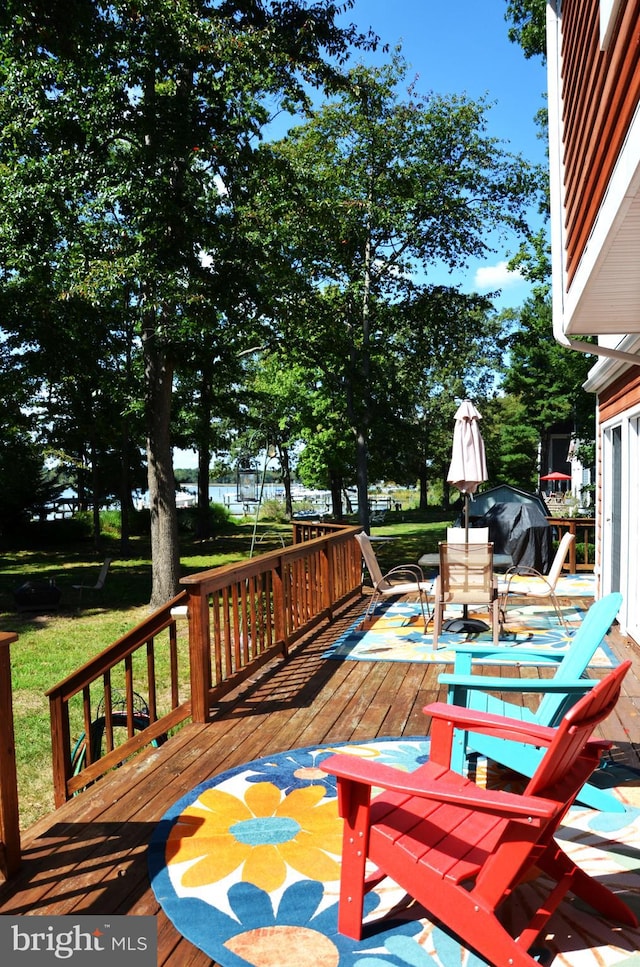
[563,144,640,337]
[547,1,640,351]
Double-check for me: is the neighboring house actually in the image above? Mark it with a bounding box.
[546,0,640,641]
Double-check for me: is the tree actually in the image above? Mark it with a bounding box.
[505,0,547,59]
[250,54,539,527]
[502,285,595,480]
[0,0,375,604]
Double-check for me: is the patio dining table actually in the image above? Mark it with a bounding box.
[418,551,513,571]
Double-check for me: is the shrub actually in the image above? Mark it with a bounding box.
[23,515,93,546]
[259,499,289,522]
[575,541,595,565]
[177,502,233,535]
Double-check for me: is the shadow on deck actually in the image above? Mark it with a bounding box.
[1,591,639,966]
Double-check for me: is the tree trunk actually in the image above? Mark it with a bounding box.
[196,448,211,540]
[279,445,294,518]
[90,440,101,551]
[196,365,213,540]
[355,427,370,532]
[418,465,428,509]
[355,180,373,533]
[144,323,180,608]
[329,471,343,521]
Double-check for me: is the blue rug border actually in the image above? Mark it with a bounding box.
[324,597,619,668]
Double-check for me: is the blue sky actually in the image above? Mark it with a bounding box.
[337,0,549,308]
[176,3,548,469]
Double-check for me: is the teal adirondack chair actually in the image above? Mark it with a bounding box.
[438,591,625,812]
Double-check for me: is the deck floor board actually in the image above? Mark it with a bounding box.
[0,592,638,965]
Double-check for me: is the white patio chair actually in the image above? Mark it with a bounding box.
[355,532,431,632]
[499,532,575,629]
[72,558,112,608]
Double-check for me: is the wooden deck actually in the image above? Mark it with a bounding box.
[1,591,639,965]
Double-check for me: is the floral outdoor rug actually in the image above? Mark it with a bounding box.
[148,738,640,967]
[322,599,617,668]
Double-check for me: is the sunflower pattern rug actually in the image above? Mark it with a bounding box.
[148,738,640,967]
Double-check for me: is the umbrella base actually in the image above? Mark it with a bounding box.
[442,617,489,634]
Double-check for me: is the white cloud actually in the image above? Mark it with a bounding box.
[474,260,524,291]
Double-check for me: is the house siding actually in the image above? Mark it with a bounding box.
[560,0,640,286]
[599,369,640,423]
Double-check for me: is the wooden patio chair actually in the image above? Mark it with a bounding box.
[355,532,431,632]
[322,659,636,965]
[499,531,575,629]
[432,541,500,646]
[438,591,625,811]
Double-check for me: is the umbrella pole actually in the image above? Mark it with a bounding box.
[463,492,469,618]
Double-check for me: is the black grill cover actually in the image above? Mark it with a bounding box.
[479,503,552,572]
[14,581,61,612]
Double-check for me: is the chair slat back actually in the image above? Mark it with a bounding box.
[439,542,494,598]
[536,591,622,725]
[546,532,575,587]
[525,659,631,802]
[96,559,111,589]
[354,533,384,587]
[446,527,489,544]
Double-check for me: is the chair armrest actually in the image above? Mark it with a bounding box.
[448,641,566,661]
[504,565,542,578]
[438,673,597,694]
[503,569,553,594]
[321,753,556,821]
[383,564,427,582]
[424,700,558,746]
[451,641,566,665]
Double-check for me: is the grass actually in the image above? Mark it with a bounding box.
[0,508,451,830]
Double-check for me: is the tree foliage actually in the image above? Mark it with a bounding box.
[0,0,374,601]
[505,0,547,60]
[246,54,539,526]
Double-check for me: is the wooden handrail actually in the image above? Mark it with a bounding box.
[546,517,596,572]
[0,631,20,879]
[47,591,190,806]
[181,524,361,722]
[47,523,362,803]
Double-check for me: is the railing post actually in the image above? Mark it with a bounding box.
[49,689,73,807]
[322,541,333,616]
[272,555,288,657]
[0,632,20,878]
[188,585,212,724]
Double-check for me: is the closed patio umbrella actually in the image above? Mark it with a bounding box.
[447,400,488,540]
[445,401,490,633]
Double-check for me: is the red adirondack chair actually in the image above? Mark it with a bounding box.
[322,660,636,967]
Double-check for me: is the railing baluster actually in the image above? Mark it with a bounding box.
[0,632,20,878]
[104,671,113,753]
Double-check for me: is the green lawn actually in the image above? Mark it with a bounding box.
[0,510,451,829]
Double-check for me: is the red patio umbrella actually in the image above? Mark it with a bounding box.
[540,471,572,481]
[540,471,572,493]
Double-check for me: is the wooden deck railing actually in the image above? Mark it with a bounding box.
[47,591,190,807]
[0,632,20,880]
[46,522,362,805]
[182,523,361,722]
[547,517,596,572]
